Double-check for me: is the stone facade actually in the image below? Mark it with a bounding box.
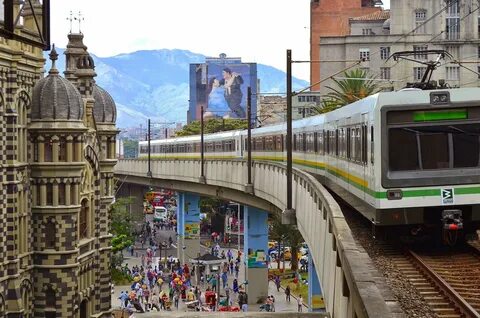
[0,4,117,317]
[319,0,480,94]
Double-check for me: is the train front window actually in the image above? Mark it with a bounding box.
[389,123,480,171]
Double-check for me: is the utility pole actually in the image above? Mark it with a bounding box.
[283,49,296,225]
[245,87,253,194]
[147,118,152,177]
[199,106,206,183]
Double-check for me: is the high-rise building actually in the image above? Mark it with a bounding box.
[0,3,117,316]
[310,0,381,90]
[319,0,480,93]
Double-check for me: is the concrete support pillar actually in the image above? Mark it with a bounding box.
[183,193,201,266]
[176,193,185,263]
[308,255,325,312]
[243,206,268,304]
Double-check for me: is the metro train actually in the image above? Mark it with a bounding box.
[139,88,480,244]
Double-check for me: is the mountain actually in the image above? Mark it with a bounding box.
[44,49,309,128]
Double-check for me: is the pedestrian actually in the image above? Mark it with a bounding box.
[297,295,303,312]
[173,292,179,310]
[234,264,239,278]
[233,278,239,293]
[151,293,160,311]
[285,285,291,302]
[242,291,248,312]
[118,291,128,309]
[270,295,275,312]
[130,245,134,257]
[275,275,281,292]
[229,260,234,275]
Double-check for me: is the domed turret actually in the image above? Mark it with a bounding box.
[93,85,116,124]
[31,45,84,121]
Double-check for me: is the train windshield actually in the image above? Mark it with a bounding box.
[389,123,480,171]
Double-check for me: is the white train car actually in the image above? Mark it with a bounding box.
[139,88,480,243]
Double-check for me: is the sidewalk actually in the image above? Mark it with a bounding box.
[112,239,299,314]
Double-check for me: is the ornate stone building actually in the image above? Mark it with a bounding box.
[0,10,117,318]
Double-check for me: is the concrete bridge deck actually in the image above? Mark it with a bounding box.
[115,159,403,318]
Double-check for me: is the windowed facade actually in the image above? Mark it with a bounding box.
[380,67,391,80]
[446,66,460,80]
[359,48,370,61]
[79,199,89,239]
[413,45,428,60]
[446,0,460,40]
[45,221,56,249]
[362,28,373,35]
[415,10,427,34]
[414,67,427,81]
[380,47,390,60]
[446,45,460,59]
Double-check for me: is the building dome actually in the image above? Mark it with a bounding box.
[93,85,116,124]
[31,46,84,121]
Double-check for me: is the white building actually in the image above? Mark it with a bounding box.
[319,0,480,94]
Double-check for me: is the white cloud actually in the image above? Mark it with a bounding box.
[51,0,311,81]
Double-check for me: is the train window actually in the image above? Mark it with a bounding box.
[278,135,284,152]
[218,142,224,152]
[362,125,367,164]
[326,131,330,154]
[313,133,318,153]
[354,128,361,162]
[301,133,306,152]
[370,126,374,164]
[346,128,351,159]
[335,129,339,156]
[317,131,323,155]
[389,128,420,171]
[293,135,297,151]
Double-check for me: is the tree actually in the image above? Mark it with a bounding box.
[314,68,380,114]
[110,196,135,268]
[285,225,304,272]
[175,118,248,137]
[269,215,291,270]
[269,214,305,271]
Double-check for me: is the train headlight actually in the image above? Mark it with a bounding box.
[430,92,450,105]
[387,189,403,200]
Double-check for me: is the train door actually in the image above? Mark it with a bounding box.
[362,113,369,201]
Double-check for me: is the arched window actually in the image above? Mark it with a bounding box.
[80,299,88,318]
[45,220,56,249]
[58,184,65,205]
[45,286,55,308]
[46,184,53,206]
[79,199,89,239]
[58,137,67,162]
[0,294,5,317]
[21,281,32,318]
[44,138,53,162]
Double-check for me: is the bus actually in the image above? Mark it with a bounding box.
[154,206,168,222]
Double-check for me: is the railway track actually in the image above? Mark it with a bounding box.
[389,245,480,318]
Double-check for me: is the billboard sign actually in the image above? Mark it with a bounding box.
[189,60,257,123]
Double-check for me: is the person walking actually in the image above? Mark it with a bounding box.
[274,275,281,292]
[297,295,303,312]
[242,291,248,312]
[285,285,291,302]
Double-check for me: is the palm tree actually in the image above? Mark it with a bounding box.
[314,68,380,114]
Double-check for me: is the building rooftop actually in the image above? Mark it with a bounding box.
[350,10,390,21]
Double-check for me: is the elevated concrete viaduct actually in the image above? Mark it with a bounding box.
[115,159,401,317]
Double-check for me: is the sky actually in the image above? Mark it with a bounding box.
[50,1,391,82]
